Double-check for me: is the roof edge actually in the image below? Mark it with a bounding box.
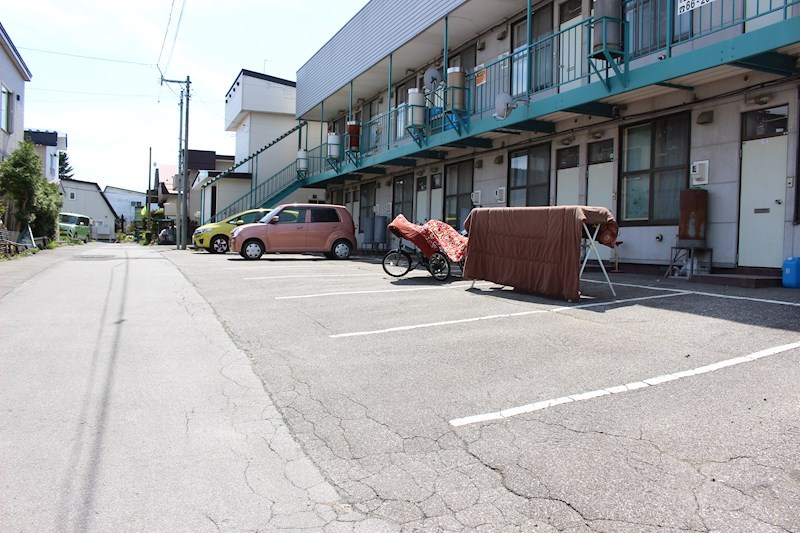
[0,22,32,81]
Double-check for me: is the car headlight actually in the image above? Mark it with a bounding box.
[231,227,242,238]
[194,227,212,235]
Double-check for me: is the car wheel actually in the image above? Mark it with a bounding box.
[241,239,264,260]
[84,235,89,244]
[331,239,352,260]
[210,235,229,254]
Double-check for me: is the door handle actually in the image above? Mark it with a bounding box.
[775,199,783,205]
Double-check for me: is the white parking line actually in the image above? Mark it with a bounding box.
[330,292,691,338]
[275,281,493,300]
[582,278,800,307]
[449,341,800,427]
[244,273,378,280]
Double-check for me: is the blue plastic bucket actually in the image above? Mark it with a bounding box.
[783,257,800,288]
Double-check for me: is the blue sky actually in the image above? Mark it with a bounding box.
[3,0,369,192]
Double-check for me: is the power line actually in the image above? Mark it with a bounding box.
[28,87,157,97]
[156,0,177,67]
[18,47,153,66]
[162,0,188,75]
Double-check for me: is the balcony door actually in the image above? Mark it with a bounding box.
[513,7,553,96]
[559,0,583,91]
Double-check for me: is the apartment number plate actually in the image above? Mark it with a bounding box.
[677,0,716,14]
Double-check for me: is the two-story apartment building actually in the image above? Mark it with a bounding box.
[1,21,31,160]
[275,0,799,271]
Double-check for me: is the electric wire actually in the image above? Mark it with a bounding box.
[162,0,188,75]
[156,0,177,68]
[18,47,153,66]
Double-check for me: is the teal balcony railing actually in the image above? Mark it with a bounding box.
[240,4,797,210]
[624,0,799,58]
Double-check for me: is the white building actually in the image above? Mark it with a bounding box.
[202,70,325,223]
[0,21,31,160]
[103,185,146,227]
[59,178,119,241]
[24,130,68,182]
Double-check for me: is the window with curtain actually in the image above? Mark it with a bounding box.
[621,113,689,224]
[444,160,474,230]
[508,143,551,207]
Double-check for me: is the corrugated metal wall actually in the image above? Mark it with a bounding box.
[296,0,467,118]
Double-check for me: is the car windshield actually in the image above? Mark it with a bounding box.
[258,207,280,223]
[60,214,79,224]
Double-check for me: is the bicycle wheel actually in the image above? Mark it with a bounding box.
[428,252,450,281]
[382,250,412,277]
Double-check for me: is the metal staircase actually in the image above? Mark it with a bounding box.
[205,122,308,223]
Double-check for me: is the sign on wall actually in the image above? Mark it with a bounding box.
[677,0,716,15]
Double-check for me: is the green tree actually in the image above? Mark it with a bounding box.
[58,151,74,180]
[0,140,43,234]
[30,179,62,239]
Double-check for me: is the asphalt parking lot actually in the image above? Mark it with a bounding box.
[168,249,800,531]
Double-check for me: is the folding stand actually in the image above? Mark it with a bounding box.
[579,223,617,297]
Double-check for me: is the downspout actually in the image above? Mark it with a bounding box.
[443,16,449,75]
[387,53,393,150]
[666,0,674,59]
[526,0,532,95]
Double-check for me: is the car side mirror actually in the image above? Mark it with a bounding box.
[234,220,245,225]
[269,216,279,224]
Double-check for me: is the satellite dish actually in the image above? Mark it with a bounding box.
[423,68,443,91]
[493,92,515,120]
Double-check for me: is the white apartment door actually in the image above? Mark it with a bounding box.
[430,173,444,221]
[738,135,787,268]
[586,161,614,261]
[559,0,583,92]
[556,146,580,205]
[414,176,430,224]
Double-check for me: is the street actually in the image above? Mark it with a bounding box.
[3,242,800,531]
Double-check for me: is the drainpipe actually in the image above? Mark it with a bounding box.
[526,0,532,95]
[349,81,353,121]
[387,53,393,150]
[443,16,449,74]
[666,0,674,59]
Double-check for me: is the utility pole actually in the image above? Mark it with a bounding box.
[147,147,152,242]
[161,75,191,249]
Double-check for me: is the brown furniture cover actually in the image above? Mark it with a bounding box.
[463,206,618,301]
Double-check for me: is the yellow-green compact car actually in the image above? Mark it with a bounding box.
[192,208,272,253]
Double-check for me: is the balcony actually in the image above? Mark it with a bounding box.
[297,2,797,185]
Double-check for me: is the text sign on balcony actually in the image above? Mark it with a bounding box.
[475,67,487,87]
[677,0,716,15]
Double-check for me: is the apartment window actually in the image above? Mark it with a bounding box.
[588,139,614,164]
[1,86,11,132]
[330,189,344,205]
[392,174,414,219]
[742,105,788,141]
[620,113,689,224]
[509,143,551,207]
[512,7,554,96]
[624,0,691,57]
[359,182,376,224]
[69,192,76,200]
[445,161,474,230]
